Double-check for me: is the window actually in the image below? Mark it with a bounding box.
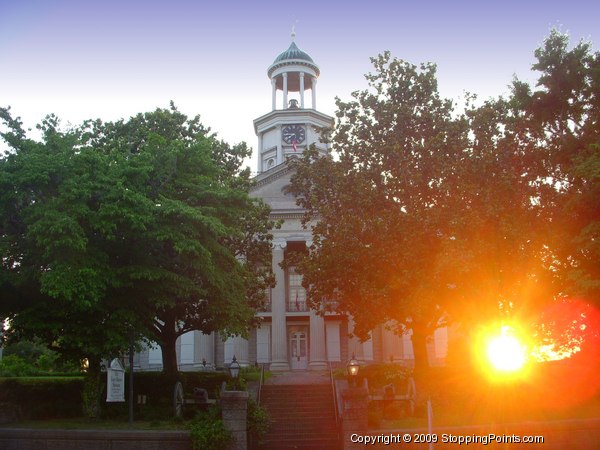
[288,267,307,311]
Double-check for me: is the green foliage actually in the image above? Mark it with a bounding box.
[247,397,270,449]
[0,376,84,419]
[289,31,600,376]
[359,363,412,391]
[2,340,79,374]
[0,355,33,377]
[189,406,232,450]
[225,377,247,391]
[288,52,471,375]
[0,104,275,373]
[240,366,271,382]
[82,371,102,419]
[512,30,600,305]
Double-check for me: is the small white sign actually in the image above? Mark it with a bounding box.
[106,358,125,402]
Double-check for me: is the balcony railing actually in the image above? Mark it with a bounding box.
[287,300,309,312]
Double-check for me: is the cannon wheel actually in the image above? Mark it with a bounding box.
[173,381,184,417]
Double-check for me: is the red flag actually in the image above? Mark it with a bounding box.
[292,138,297,152]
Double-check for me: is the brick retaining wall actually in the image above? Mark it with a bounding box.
[0,428,192,450]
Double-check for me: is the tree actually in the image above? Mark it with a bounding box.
[0,105,275,376]
[510,30,600,306]
[287,41,572,379]
[288,53,471,377]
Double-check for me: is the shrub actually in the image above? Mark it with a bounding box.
[247,398,270,449]
[0,355,34,377]
[189,406,232,450]
[0,376,84,419]
[359,363,412,390]
[2,340,79,374]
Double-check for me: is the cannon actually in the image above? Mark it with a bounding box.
[173,381,216,417]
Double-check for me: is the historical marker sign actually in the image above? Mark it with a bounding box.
[106,358,125,402]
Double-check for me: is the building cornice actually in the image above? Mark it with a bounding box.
[251,163,294,189]
[253,108,334,135]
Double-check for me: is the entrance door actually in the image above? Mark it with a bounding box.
[290,330,308,370]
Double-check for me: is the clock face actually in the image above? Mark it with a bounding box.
[282,125,306,144]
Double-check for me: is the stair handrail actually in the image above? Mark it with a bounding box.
[329,361,340,441]
[257,363,265,405]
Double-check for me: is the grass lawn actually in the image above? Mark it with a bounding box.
[368,356,600,429]
[375,394,600,429]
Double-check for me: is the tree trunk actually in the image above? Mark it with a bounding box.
[410,324,431,400]
[160,321,180,376]
[82,355,102,419]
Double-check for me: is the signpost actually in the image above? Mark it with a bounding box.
[106,358,125,403]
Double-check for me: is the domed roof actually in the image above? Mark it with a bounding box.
[272,42,315,64]
[268,40,320,79]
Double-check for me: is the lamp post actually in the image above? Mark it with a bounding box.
[229,355,241,390]
[347,353,360,387]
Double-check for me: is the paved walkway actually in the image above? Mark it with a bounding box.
[265,370,330,385]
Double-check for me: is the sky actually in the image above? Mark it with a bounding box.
[1,0,598,171]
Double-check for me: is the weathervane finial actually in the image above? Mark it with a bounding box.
[291,23,296,42]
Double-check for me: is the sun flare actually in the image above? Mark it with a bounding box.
[486,332,527,372]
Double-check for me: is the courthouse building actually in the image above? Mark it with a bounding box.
[136,36,448,371]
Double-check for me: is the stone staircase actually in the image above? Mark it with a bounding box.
[260,383,340,449]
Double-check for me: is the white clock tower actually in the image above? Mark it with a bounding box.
[254,31,334,173]
[249,33,336,372]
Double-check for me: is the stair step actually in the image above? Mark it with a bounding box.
[261,382,340,449]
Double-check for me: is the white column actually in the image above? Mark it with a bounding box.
[270,241,289,371]
[257,133,263,173]
[148,342,163,367]
[256,325,271,363]
[282,72,288,109]
[233,335,249,366]
[276,125,283,164]
[179,331,194,366]
[362,333,374,361]
[194,332,215,368]
[326,321,341,362]
[299,72,305,108]
[311,76,317,109]
[402,330,414,360]
[309,311,327,370]
[271,77,277,111]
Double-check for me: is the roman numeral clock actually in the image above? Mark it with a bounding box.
[282,124,306,145]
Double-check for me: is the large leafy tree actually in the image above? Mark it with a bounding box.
[288,53,471,377]
[0,105,274,376]
[512,30,600,306]
[288,36,585,377]
[506,31,600,360]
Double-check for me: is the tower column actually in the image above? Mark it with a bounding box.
[271,77,277,111]
[282,73,288,109]
[312,76,317,109]
[257,133,263,173]
[299,72,305,108]
[309,311,327,370]
[276,125,283,164]
[233,336,249,366]
[194,332,215,368]
[270,241,289,371]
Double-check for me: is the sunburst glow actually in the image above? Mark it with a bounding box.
[486,330,527,372]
